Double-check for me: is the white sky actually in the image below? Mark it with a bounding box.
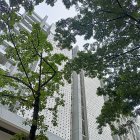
[34,1,76,24]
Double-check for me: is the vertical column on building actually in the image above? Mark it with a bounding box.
[71,46,89,140]
[80,71,89,140]
[71,46,82,140]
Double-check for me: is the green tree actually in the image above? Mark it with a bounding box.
[0,0,21,32]
[54,0,140,136]
[55,0,140,49]
[0,23,67,140]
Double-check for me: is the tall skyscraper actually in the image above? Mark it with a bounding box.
[71,46,112,140]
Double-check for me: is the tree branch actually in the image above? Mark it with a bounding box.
[31,41,56,74]
[37,53,42,92]
[115,0,140,26]
[4,9,36,98]
[126,13,139,23]
[36,31,56,73]
[109,46,140,60]
[8,28,34,90]
[107,15,126,22]
[99,9,119,15]
[1,93,28,102]
[116,0,123,9]
[31,37,56,71]
[41,72,56,88]
[31,32,57,88]
[1,93,34,106]
[8,32,35,98]
[1,74,34,90]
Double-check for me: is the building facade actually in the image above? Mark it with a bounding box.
[0,104,65,140]
[45,24,72,140]
[71,46,113,140]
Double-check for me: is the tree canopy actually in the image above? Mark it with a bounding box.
[55,0,140,49]
[0,23,67,140]
[58,0,140,135]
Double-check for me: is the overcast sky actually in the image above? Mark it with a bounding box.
[34,1,76,24]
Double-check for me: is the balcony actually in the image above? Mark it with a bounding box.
[0,105,29,140]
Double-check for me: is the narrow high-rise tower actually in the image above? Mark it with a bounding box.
[71,46,113,140]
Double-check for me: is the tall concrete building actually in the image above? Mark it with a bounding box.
[71,46,113,140]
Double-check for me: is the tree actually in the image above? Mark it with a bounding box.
[0,23,67,140]
[0,0,21,32]
[54,0,140,136]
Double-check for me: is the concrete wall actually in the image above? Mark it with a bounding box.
[0,105,65,140]
[0,131,12,140]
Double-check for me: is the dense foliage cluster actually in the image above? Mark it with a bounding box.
[59,0,140,135]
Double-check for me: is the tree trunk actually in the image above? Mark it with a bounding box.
[29,94,40,140]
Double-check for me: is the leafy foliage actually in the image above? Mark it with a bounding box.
[11,132,49,140]
[11,133,27,140]
[0,23,67,140]
[55,0,140,49]
[0,0,21,32]
[60,0,140,136]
